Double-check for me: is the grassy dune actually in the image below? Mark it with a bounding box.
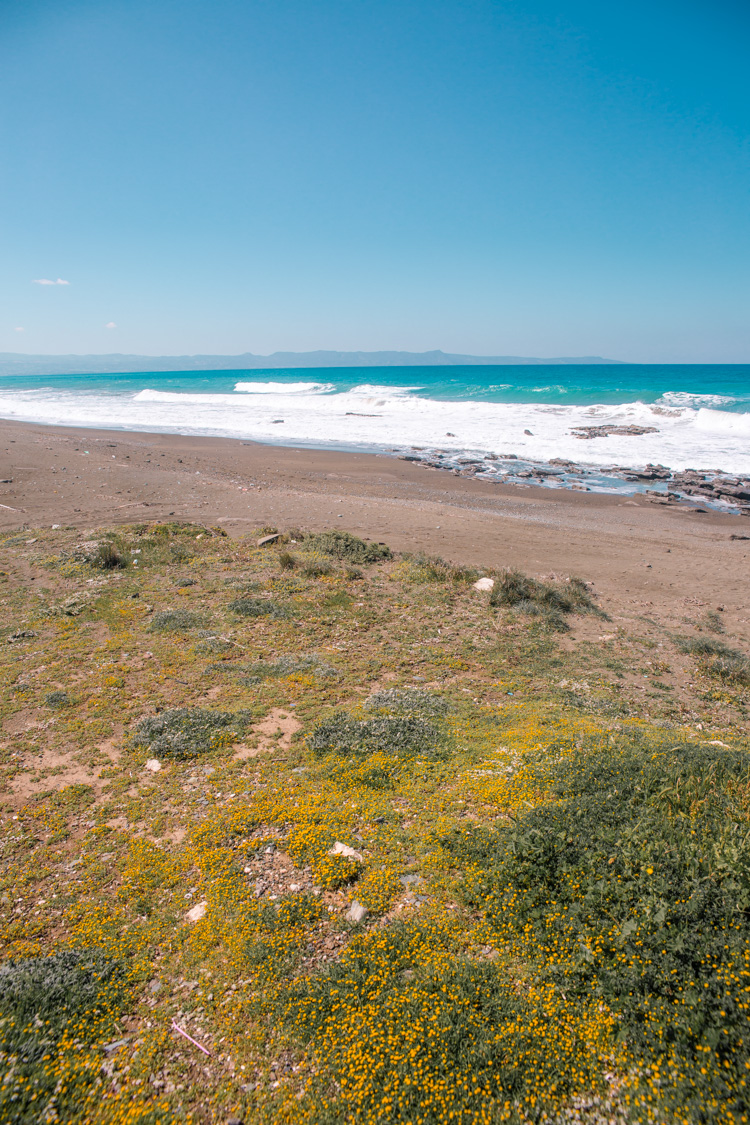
[0,523,748,1124]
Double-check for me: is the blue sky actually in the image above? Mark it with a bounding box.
[1,0,748,362]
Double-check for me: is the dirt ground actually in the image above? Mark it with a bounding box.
[0,418,748,647]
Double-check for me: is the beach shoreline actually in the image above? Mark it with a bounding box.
[1,417,749,639]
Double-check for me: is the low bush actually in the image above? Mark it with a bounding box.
[169,541,193,562]
[703,610,725,634]
[303,530,391,564]
[446,735,750,1119]
[193,631,233,653]
[245,894,325,974]
[131,707,249,759]
[364,688,449,717]
[149,521,213,538]
[284,922,607,1123]
[229,597,287,618]
[357,867,402,914]
[676,635,750,685]
[300,554,335,578]
[399,554,478,584]
[312,852,363,889]
[489,569,604,630]
[148,609,203,632]
[88,541,128,570]
[44,689,72,708]
[308,712,441,760]
[0,949,129,1124]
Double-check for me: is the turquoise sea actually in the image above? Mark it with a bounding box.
[1,363,749,407]
[0,363,748,475]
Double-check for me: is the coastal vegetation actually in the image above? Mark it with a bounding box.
[0,523,748,1123]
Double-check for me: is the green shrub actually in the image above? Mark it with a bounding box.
[676,635,731,657]
[131,707,249,759]
[400,554,478,583]
[229,597,287,618]
[364,688,448,717]
[300,554,335,578]
[44,690,72,708]
[0,949,128,1124]
[312,852,363,889]
[303,530,391,564]
[279,550,298,570]
[245,894,325,973]
[284,923,606,1123]
[489,569,604,630]
[308,713,441,760]
[711,652,750,685]
[149,521,212,538]
[241,653,337,683]
[703,610,725,634]
[89,541,128,570]
[169,541,193,562]
[446,735,750,1119]
[148,609,203,632]
[194,630,233,653]
[676,635,750,685]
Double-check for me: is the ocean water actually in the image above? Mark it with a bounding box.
[0,364,749,476]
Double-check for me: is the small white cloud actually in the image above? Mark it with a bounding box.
[14,326,24,332]
[33,278,70,285]
[105,321,117,329]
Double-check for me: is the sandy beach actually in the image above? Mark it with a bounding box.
[0,417,748,643]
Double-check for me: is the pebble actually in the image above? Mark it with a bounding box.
[472,577,495,592]
[329,841,363,863]
[346,900,368,924]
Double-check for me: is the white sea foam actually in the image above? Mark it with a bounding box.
[233,381,334,394]
[0,384,748,474]
[657,391,738,408]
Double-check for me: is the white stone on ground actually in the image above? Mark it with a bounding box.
[186,901,207,923]
[346,900,368,923]
[329,841,364,863]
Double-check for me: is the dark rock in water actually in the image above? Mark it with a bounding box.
[571,425,659,440]
[632,463,672,480]
[398,455,423,462]
[716,486,750,502]
[549,458,577,469]
[524,429,533,435]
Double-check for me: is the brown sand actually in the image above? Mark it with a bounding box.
[0,418,748,642]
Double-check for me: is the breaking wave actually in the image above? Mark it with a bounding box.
[0,380,749,474]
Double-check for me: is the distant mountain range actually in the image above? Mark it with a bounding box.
[0,349,624,376]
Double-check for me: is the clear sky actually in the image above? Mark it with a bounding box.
[1,0,749,362]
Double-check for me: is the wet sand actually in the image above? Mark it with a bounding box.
[0,418,748,640]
